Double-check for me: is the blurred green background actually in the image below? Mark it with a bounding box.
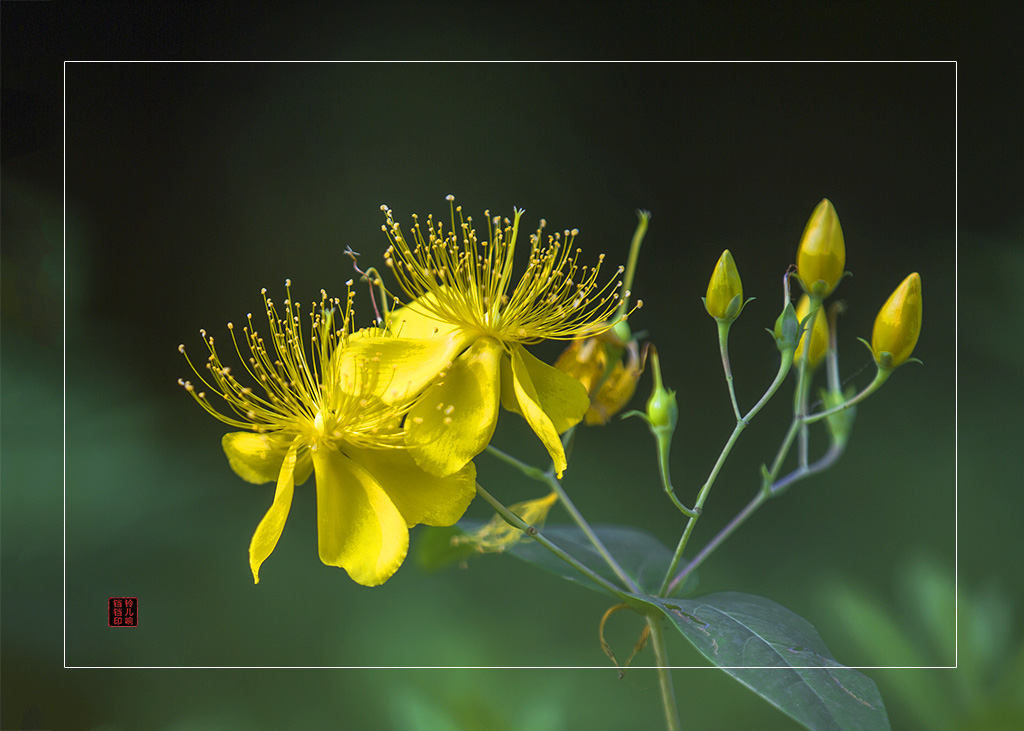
[2,21,1014,731]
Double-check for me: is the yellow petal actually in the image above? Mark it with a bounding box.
[515,346,591,434]
[312,445,409,587]
[406,337,502,477]
[386,291,461,340]
[248,439,300,584]
[507,345,589,477]
[222,431,313,486]
[346,445,477,527]
[338,331,471,404]
[222,432,287,484]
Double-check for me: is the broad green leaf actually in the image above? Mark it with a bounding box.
[459,522,698,597]
[639,591,890,731]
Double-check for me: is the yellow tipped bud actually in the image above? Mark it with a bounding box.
[796,199,846,298]
[704,249,744,321]
[871,273,922,369]
[794,295,828,369]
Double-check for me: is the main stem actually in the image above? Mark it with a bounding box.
[647,615,683,731]
[658,350,792,596]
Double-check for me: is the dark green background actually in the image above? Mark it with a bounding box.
[2,13,1013,730]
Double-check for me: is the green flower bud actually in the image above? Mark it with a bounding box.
[796,199,846,298]
[794,295,828,369]
[772,300,800,353]
[646,348,678,435]
[872,273,922,369]
[703,249,744,321]
[819,384,856,448]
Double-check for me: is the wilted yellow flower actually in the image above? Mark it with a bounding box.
[452,492,559,553]
[704,249,744,321]
[553,329,644,425]
[344,198,630,478]
[794,294,828,369]
[872,272,922,368]
[179,283,476,587]
[796,199,846,298]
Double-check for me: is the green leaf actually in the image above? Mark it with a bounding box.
[641,592,890,731]
[459,522,698,597]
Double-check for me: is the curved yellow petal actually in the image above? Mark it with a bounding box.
[222,431,313,486]
[507,346,588,477]
[338,331,472,404]
[386,291,461,340]
[312,445,409,587]
[346,445,477,527]
[406,337,502,477]
[248,439,300,584]
[222,431,288,484]
[515,346,591,434]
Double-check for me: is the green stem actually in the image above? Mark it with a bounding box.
[658,349,792,596]
[615,210,650,321]
[647,615,683,731]
[655,436,700,519]
[667,419,850,594]
[717,320,742,422]
[667,490,766,595]
[801,366,889,425]
[474,482,626,597]
[484,444,640,593]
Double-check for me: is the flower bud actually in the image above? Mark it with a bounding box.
[796,199,846,298]
[645,348,678,436]
[553,330,644,425]
[871,273,922,369]
[704,249,744,321]
[794,295,828,369]
[772,300,800,353]
[819,384,857,449]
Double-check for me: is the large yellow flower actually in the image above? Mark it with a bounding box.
[179,283,476,587]
[344,199,631,479]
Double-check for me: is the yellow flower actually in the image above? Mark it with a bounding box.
[794,294,828,369]
[179,283,476,587]
[871,272,922,368]
[704,249,744,320]
[553,329,644,425]
[452,492,559,553]
[796,198,846,298]
[344,198,628,478]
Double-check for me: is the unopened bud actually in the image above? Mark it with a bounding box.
[794,295,829,369]
[704,249,744,321]
[796,199,846,298]
[871,273,922,369]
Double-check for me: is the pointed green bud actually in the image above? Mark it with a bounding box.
[645,347,678,435]
[819,384,857,448]
[796,199,846,299]
[704,249,744,321]
[872,272,922,369]
[772,301,800,353]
